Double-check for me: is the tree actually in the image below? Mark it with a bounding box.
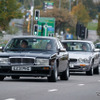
[95,2,100,13]
[40,7,77,34]
[71,2,90,26]
[82,0,97,19]
[97,14,100,39]
[0,0,23,30]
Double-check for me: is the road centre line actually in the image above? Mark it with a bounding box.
[48,89,58,92]
[78,84,85,86]
[98,80,100,82]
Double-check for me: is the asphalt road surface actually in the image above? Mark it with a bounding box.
[0,68,100,100]
[87,30,99,42]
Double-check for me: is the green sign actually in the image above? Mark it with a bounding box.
[37,17,55,36]
[43,1,54,10]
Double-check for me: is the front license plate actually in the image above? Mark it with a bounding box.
[12,66,31,71]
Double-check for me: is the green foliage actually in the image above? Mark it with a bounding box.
[40,7,77,34]
[96,2,100,13]
[0,0,23,30]
[72,2,90,26]
[7,26,19,34]
[97,14,100,38]
[0,38,8,47]
[87,22,98,30]
[82,0,97,19]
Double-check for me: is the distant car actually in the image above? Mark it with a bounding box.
[62,40,100,75]
[95,42,100,49]
[0,36,69,82]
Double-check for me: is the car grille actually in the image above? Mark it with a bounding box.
[69,59,77,62]
[9,57,35,64]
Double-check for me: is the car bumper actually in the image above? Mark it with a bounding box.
[69,63,91,72]
[0,65,52,77]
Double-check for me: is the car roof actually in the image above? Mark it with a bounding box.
[11,35,57,40]
[95,42,100,45]
[61,40,93,44]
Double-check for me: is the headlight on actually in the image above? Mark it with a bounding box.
[36,58,49,65]
[0,58,9,64]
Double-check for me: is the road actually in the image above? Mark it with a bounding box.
[87,30,99,42]
[0,69,100,100]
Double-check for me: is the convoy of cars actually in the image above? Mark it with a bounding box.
[62,40,100,75]
[0,35,100,82]
[0,36,69,82]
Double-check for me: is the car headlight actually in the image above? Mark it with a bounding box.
[36,58,49,65]
[77,58,90,63]
[0,58,9,64]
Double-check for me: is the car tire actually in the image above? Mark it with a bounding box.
[86,64,93,76]
[11,76,20,80]
[48,63,58,82]
[94,65,99,74]
[0,76,5,81]
[60,66,70,80]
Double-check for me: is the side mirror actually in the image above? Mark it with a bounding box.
[0,47,4,52]
[59,48,66,52]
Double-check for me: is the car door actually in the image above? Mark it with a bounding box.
[91,44,99,67]
[56,39,69,72]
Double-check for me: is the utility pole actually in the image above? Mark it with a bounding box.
[59,0,61,9]
[69,0,71,12]
[31,0,34,35]
[76,0,78,5]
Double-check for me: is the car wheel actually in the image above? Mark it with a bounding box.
[60,66,70,80]
[86,64,93,76]
[11,76,20,80]
[94,65,99,74]
[48,63,58,82]
[0,76,5,81]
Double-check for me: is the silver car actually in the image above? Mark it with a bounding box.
[95,42,100,63]
[62,40,100,75]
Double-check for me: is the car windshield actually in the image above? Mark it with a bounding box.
[62,42,92,52]
[5,38,56,52]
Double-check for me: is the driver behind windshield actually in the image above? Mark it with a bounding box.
[46,42,52,50]
[82,44,88,51]
[20,40,28,48]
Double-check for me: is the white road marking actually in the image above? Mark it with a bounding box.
[48,89,58,92]
[5,98,16,100]
[78,84,85,86]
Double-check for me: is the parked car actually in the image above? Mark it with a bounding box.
[0,36,69,82]
[62,40,100,75]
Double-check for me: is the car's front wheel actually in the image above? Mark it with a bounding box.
[60,66,70,80]
[11,76,20,80]
[86,63,93,75]
[48,63,58,82]
[0,76,5,81]
[94,65,99,74]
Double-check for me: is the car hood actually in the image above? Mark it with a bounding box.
[68,52,92,59]
[0,51,56,58]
